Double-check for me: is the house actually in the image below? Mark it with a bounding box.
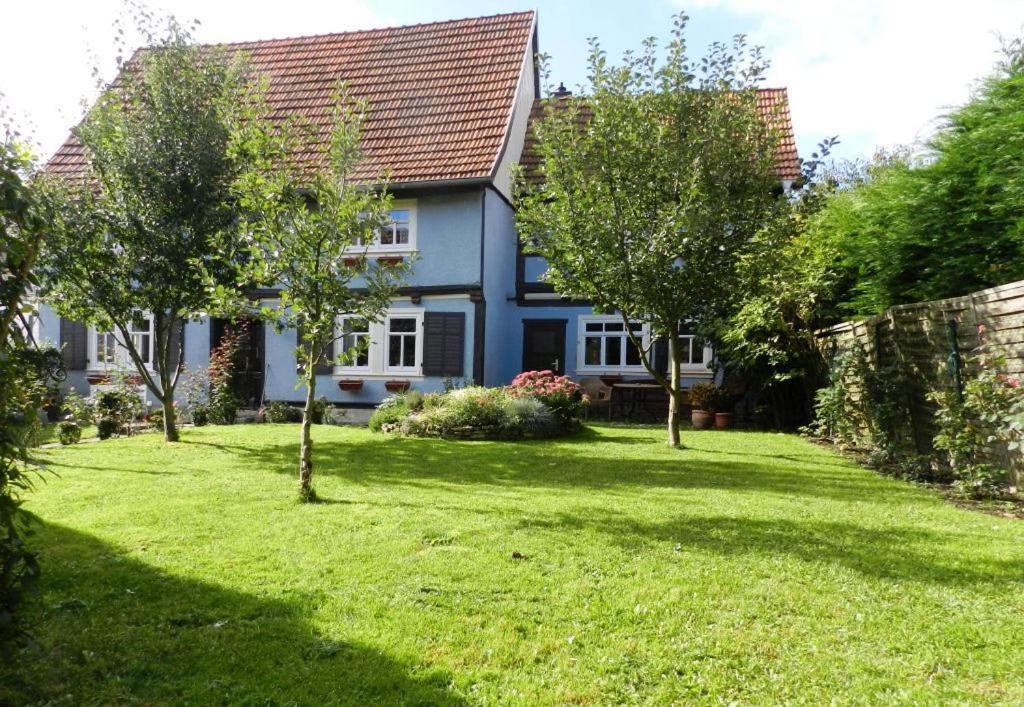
[34,11,800,410]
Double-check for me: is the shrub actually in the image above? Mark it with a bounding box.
[62,389,94,425]
[506,370,586,423]
[378,385,571,440]
[96,417,119,440]
[507,396,559,437]
[191,405,210,427]
[93,381,143,437]
[369,395,411,432]
[206,324,246,425]
[925,331,1024,498]
[688,382,719,412]
[443,387,515,429]
[58,421,81,445]
[263,401,303,423]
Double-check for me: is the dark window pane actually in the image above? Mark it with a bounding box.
[390,318,415,333]
[389,335,402,367]
[630,322,644,333]
[402,334,416,367]
[584,336,601,365]
[626,337,641,366]
[379,224,394,245]
[606,336,622,366]
[395,225,409,244]
[344,318,368,334]
[585,322,603,332]
[605,322,624,332]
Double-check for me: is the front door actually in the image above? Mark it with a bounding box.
[210,318,265,408]
[522,319,566,374]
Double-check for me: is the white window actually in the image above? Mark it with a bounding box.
[578,317,649,372]
[89,313,155,371]
[576,316,714,373]
[333,308,424,377]
[352,200,417,253]
[386,315,419,372]
[338,316,370,370]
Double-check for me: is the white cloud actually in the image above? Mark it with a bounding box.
[687,0,1022,159]
[0,0,389,160]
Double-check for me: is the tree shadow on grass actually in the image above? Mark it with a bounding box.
[2,521,466,706]
[512,510,1024,589]
[228,431,925,505]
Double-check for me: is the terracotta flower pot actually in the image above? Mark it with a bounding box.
[376,255,404,267]
[384,380,410,393]
[714,412,734,430]
[691,409,714,430]
[337,379,364,392]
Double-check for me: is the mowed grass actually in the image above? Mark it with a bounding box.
[6,424,1024,705]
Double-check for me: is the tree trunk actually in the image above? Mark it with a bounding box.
[161,393,180,442]
[667,333,683,448]
[298,366,317,502]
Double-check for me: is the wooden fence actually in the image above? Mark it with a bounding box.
[816,279,1024,482]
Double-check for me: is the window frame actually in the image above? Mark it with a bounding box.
[336,315,371,373]
[88,314,156,372]
[350,199,418,254]
[333,307,425,377]
[576,315,651,374]
[384,311,423,374]
[575,315,714,374]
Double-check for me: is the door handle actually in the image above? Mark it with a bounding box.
[552,358,559,371]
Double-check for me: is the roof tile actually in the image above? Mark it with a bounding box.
[47,12,536,185]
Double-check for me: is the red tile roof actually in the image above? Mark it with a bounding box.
[520,87,802,184]
[47,12,537,186]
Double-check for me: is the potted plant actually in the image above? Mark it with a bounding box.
[713,388,737,430]
[688,382,717,430]
[385,380,410,393]
[337,379,364,392]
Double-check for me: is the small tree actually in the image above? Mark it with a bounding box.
[39,12,264,441]
[516,14,781,446]
[0,131,56,657]
[235,90,405,501]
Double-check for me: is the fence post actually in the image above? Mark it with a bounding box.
[945,318,963,403]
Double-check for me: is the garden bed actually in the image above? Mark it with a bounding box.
[370,371,586,440]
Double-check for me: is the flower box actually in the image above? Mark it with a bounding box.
[384,380,410,393]
[337,379,364,392]
[376,255,404,267]
[342,256,362,268]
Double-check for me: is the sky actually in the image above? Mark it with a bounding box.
[2,0,1021,164]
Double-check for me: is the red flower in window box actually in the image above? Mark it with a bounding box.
[337,379,364,392]
[376,255,404,267]
[86,373,112,385]
[384,380,410,393]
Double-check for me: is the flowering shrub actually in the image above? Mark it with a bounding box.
[506,370,586,424]
[929,328,1023,498]
[371,384,571,439]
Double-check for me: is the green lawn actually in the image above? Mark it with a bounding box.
[6,424,1024,704]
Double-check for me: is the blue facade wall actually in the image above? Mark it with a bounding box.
[34,181,714,411]
[481,188,519,387]
[260,294,478,405]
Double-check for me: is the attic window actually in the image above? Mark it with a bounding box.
[352,200,417,253]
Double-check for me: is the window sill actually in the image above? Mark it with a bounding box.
[332,372,424,381]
